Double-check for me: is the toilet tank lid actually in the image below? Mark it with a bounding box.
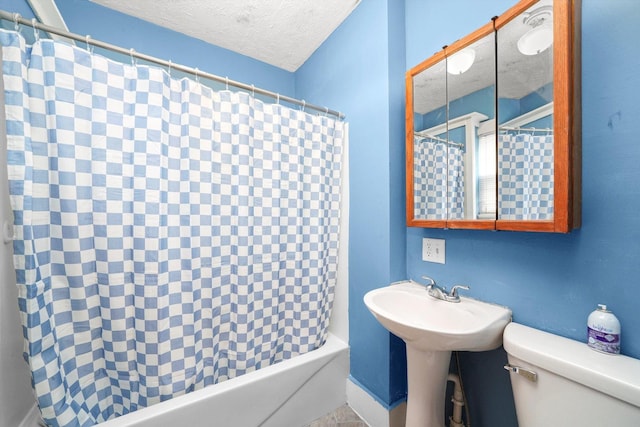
[504,322,640,409]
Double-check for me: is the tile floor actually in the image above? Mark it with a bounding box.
[304,404,368,427]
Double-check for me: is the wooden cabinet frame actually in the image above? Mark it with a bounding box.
[406,0,581,233]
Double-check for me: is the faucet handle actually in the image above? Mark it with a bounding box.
[421,275,436,286]
[449,285,469,298]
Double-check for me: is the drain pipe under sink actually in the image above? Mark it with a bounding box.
[447,373,465,427]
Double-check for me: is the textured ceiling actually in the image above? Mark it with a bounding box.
[91,0,361,72]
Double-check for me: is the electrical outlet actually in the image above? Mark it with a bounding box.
[422,238,445,264]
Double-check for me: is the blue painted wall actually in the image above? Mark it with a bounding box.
[0,0,32,20]
[296,0,408,407]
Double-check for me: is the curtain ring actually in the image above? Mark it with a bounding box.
[251,84,255,96]
[325,106,329,116]
[85,35,93,53]
[276,93,280,105]
[167,60,172,77]
[13,13,21,32]
[194,67,199,82]
[225,76,229,90]
[301,100,306,112]
[129,48,136,66]
[31,19,39,41]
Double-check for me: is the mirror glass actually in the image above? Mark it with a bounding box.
[411,32,496,222]
[412,56,447,221]
[497,0,554,221]
[445,33,495,221]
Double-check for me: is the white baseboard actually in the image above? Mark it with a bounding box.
[346,378,406,427]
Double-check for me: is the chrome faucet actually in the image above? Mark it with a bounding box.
[420,276,469,303]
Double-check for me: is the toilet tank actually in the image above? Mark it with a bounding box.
[503,322,640,427]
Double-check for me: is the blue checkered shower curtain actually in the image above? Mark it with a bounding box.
[1,30,344,426]
[498,133,553,220]
[413,137,465,219]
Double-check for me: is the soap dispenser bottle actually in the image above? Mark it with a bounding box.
[587,304,621,355]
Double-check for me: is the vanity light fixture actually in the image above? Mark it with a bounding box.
[446,48,476,75]
[517,5,553,55]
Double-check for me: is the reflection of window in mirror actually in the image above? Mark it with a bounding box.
[477,125,496,220]
[416,113,487,221]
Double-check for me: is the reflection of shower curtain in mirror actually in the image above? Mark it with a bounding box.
[498,133,554,220]
[414,138,465,219]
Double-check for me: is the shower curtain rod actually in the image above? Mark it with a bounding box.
[414,132,464,150]
[499,126,553,133]
[0,10,345,120]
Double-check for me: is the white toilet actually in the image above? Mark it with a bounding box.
[503,322,640,426]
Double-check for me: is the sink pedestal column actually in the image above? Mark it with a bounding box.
[405,346,452,427]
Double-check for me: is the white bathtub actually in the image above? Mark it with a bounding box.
[98,333,349,427]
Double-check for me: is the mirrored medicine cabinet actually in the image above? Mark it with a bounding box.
[406,0,581,232]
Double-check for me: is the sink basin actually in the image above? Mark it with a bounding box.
[364,280,512,352]
[364,280,511,427]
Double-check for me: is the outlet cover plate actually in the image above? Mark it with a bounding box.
[422,238,445,264]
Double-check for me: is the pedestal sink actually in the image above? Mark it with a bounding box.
[364,280,511,427]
